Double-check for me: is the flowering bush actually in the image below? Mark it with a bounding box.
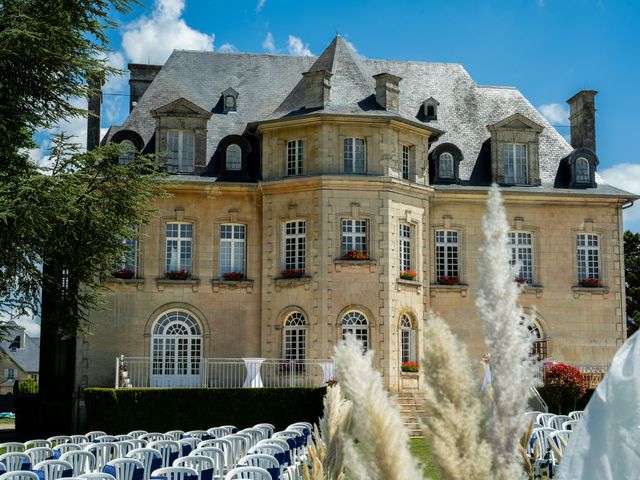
[280,269,305,279]
[580,277,601,287]
[342,249,369,260]
[165,269,191,280]
[543,363,587,413]
[437,275,460,285]
[401,361,419,372]
[400,270,417,280]
[223,271,244,281]
[112,268,135,279]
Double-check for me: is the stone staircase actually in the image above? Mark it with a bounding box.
[392,391,426,437]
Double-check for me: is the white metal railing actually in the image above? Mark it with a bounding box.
[116,355,335,389]
[535,362,609,388]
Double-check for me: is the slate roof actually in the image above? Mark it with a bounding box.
[0,322,39,373]
[108,36,636,198]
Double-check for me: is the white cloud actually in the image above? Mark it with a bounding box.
[0,311,40,338]
[344,38,365,59]
[287,35,313,57]
[600,163,640,231]
[262,32,277,54]
[121,0,214,65]
[538,103,569,126]
[217,43,238,53]
[256,0,266,12]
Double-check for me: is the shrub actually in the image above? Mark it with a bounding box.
[17,379,39,394]
[84,387,326,433]
[542,363,587,413]
[579,278,601,287]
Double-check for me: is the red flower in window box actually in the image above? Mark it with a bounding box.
[401,362,419,373]
[437,275,460,285]
[223,271,245,281]
[579,278,601,288]
[400,270,417,280]
[280,269,305,279]
[165,269,191,280]
[112,269,135,279]
[342,249,369,260]
[515,277,528,285]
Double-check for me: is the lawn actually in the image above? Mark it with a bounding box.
[409,437,441,478]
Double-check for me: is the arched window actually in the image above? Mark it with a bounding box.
[150,310,202,387]
[439,152,454,179]
[399,314,416,363]
[526,318,547,361]
[575,157,590,183]
[118,140,135,165]
[283,312,306,361]
[226,145,241,171]
[341,311,369,350]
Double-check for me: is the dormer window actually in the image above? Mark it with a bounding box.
[226,144,241,171]
[222,87,239,113]
[423,97,439,121]
[575,157,590,183]
[118,140,135,165]
[439,152,454,179]
[567,148,598,188]
[503,143,527,184]
[430,143,463,184]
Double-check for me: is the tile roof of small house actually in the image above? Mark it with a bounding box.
[0,322,39,373]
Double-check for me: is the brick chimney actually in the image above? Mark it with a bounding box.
[373,73,402,113]
[567,90,598,152]
[128,63,162,112]
[302,70,332,109]
[86,74,104,152]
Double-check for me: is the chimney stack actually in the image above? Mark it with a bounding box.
[567,90,598,152]
[86,74,104,152]
[128,63,162,112]
[302,70,332,109]
[373,73,402,113]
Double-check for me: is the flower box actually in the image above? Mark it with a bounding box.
[223,271,245,281]
[401,361,419,373]
[400,270,417,281]
[112,269,135,279]
[165,269,191,280]
[342,249,369,261]
[579,278,601,288]
[437,275,460,285]
[280,269,305,279]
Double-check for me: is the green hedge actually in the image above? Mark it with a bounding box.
[84,387,326,434]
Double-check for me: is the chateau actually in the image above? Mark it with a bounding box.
[85,36,635,392]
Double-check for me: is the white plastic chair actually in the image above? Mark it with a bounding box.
[105,458,144,480]
[528,427,555,477]
[221,436,247,464]
[0,471,40,480]
[548,430,571,466]
[172,456,214,480]
[568,410,584,421]
[78,473,116,480]
[238,430,263,446]
[0,462,6,474]
[25,441,52,450]
[127,440,147,451]
[151,467,198,480]
[95,437,118,444]
[549,415,572,431]
[139,434,165,443]
[126,448,161,480]
[255,439,291,467]
[114,436,133,442]
[189,448,225,480]
[562,419,580,431]
[86,433,107,443]
[0,443,25,454]
[252,425,274,438]
[60,451,96,476]
[126,432,147,440]
[26,448,55,466]
[535,413,555,428]
[114,442,135,458]
[70,436,90,445]
[46,437,71,448]
[223,466,270,480]
[147,441,180,469]
[84,443,118,471]
[205,429,226,440]
[237,455,280,480]
[196,441,232,471]
[183,432,208,441]
[177,439,199,452]
[54,444,81,455]
[164,432,184,442]
[525,411,544,425]
[33,460,74,480]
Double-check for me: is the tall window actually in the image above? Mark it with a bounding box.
[435,230,459,279]
[401,145,410,180]
[341,311,369,350]
[283,220,306,271]
[166,223,193,273]
[400,315,416,363]
[167,130,195,173]
[283,312,306,361]
[220,224,245,276]
[115,238,137,274]
[118,140,135,165]
[527,318,547,361]
[509,232,534,283]
[575,157,590,183]
[439,152,454,179]
[5,369,16,380]
[342,219,367,256]
[577,233,600,281]
[226,144,241,171]
[344,138,366,173]
[503,143,527,184]
[399,224,413,273]
[287,140,304,176]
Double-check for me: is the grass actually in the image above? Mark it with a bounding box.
[409,437,441,478]
[0,418,14,424]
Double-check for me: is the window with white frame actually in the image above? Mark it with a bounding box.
[283,220,306,271]
[5,368,16,380]
[435,230,459,279]
[399,224,413,273]
[400,314,416,363]
[503,143,527,184]
[118,140,135,165]
[401,145,410,180]
[283,311,306,361]
[509,232,534,283]
[166,223,193,273]
[151,310,202,381]
[575,157,590,183]
[287,140,304,176]
[341,219,367,256]
[114,238,137,275]
[577,233,600,281]
[220,224,245,276]
[344,138,366,173]
[341,311,369,350]
[226,144,241,171]
[439,152,454,179]
[167,130,195,173]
